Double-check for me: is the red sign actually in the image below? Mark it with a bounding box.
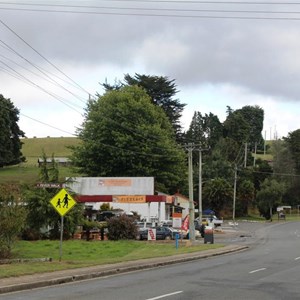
[181,215,189,231]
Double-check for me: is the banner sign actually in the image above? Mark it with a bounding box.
[98,179,132,187]
[181,215,189,231]
[148,228,156,241]
[112,195,146,203]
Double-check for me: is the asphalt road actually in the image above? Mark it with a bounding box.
[2,221,300,300]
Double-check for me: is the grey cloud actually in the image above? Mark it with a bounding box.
[1,5,300,102]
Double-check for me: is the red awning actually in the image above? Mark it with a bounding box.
[76,195,174,203]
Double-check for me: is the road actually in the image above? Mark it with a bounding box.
[3,221,300,300]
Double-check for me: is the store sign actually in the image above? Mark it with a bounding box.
[112,195,146,203]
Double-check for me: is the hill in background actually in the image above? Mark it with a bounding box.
[0,137,81,184]
[22,137,80,160]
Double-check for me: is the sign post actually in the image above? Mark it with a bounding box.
[50,188,77,261]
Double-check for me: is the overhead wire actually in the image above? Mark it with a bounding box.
[0,17,94,135]
[20,112,76,136]
[0,59,84,113]
[1,1,300,6]
[1,0,298,141]
[1,2,300,21]
[1,1,300,15]
[0,18,93,97]
[0,51,87,107]
[0,22,89,104]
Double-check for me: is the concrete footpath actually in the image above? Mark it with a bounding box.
[0,224,254,295]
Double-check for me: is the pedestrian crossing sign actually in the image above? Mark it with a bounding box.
[50,188,77,216]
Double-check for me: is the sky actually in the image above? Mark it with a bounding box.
[1,1,300,140]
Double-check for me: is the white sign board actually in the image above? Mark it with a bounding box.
[148,228,156,241]
[66,177,154,195]
[172,218,182,229]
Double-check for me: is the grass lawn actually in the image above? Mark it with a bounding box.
[0,240,223,278]
[0,137,81,184]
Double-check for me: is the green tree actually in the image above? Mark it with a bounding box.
[0,184,27,258]
[102,74,186,141]
[256,178,285,220]
[72,86,187,194]
[272,139,295,177]
[39,152,59,183]
[223,105,264,150]
[23,187,84,240]
[0,95,25,167]
[184,111,206,146]
[235,106,264,151]
[203,112,223,149]
[273,136,300,206]
[252,158,273,192]
[23,156,83,240]
[202,177,233,215]
[203,146,233,181]
[284,129,300,174]
[237,179,255,216]
[223,111,250,144]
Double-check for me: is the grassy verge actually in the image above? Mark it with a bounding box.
[0,240,223,278]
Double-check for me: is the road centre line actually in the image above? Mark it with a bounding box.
[146,291,183,300]
[249,268,266,274]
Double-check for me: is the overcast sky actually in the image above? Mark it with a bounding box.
[1,1,300,140]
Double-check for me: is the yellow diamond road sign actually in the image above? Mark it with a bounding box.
[50,188,77,216]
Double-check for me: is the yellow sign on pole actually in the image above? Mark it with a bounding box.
[50,188,77,216]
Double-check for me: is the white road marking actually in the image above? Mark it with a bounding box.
[295,257,300,260]
[146,291,183,300]
[249,268,266,274]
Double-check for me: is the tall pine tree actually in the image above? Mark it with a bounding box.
[0,95,25,167]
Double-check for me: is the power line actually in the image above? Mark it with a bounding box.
[2,2,300,14]
[0,49,87,106]
[20,112,76,136]
[0,18,93,96]
[1,5,300,21]
[2,1,300,5]
[252,170,300,177]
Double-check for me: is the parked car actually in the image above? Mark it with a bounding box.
[165,227,183,239]
[197,215,223,227]
[139,226,173,240]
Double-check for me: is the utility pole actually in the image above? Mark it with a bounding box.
[198,146,209,224]
[233,164,237,226]
[264,130,266,156]
[199,148,202,223]
[186,143,195,242]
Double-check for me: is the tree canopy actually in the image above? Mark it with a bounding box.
[223,105,264,149]
[256,178,285,220]
[0,95,25,167]
[102,73,186,141]
[284,129,300,175]
[72,85,187,194]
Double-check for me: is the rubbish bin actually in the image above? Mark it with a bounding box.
[204,226,214,244]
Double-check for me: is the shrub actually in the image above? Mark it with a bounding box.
[107,215,138,240]
[0,184,27,258]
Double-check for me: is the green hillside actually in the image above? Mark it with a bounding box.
[0,137,274,185]
[0,137,81,184]
[22,137,80,161]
